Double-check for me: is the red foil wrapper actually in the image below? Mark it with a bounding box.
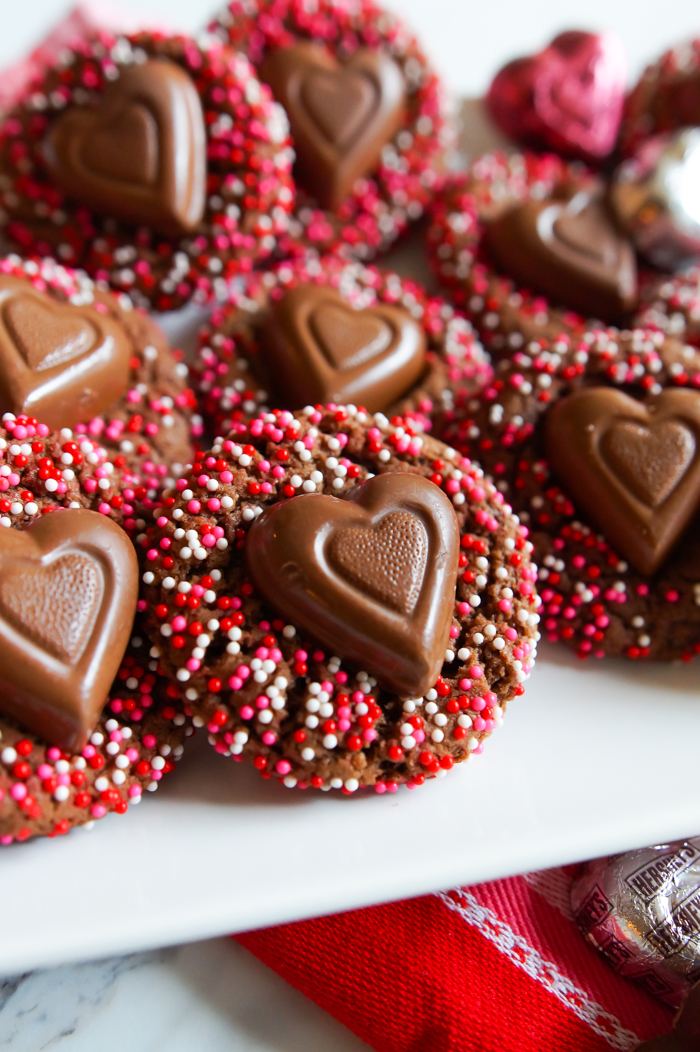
[572,839,700,1009]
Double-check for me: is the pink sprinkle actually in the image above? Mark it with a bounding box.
[276,759,291,775]
[10,783,27,801]
[240,705,254,719]
[262,731,277,745]
[91,804,107,818]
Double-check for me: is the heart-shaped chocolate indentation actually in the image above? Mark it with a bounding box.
[485,189,638,321]
[544,387,700,575]
[84,102,158,186]
[0,275,132,429]
[44,58,206,238]
[0,510,138,750]
[245,472,460,697]
[2,295,98,372]
[0,553,101,661]
[261,42,406,211]
[259,285,426,412]
[329,511,428,615]
[309,302,392,370]
[601,419,696,507]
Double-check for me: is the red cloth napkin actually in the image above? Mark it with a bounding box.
[236,867,674,1051]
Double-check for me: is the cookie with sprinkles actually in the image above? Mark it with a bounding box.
[209,0,446,261]
[427,151,641,355]
[0,622,194,844]
[620,39,700,157]
[0,30,294,311]
[0,409,179,535]
[634,268,700,349]
[444,325,700,661]
[195,255,491,438]
[0,255,199,475]
[138,405,539,794]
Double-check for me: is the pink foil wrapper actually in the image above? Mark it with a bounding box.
[0,2,167,114]
[572,839,700,1009]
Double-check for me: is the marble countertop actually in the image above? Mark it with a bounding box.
[0,939,369,1051]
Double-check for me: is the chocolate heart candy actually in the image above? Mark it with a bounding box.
[259,285,426,412]
[487,30,626,161]
[0,275,132,428]
[245,472,459,697]
[260,43,405,211]
[44,58,206,237]
[484,188,638,322]
[0,509,138,750]
[544,387,700,575]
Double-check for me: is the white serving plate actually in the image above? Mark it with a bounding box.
[0,643,698,974]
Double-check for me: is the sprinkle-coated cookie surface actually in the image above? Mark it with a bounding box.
[444,326,700,661]
[427,152,641,352]
[0,624,194,843]
[0,31,294,310]
[635,269,700,349]
[195,255,491,439]
[0,410,179,535]
[620,39,700,156]
[138,405,539,793]
[210,0,446,261]
[0,255,199,474]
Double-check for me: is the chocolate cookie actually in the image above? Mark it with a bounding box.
[0,255,199,476]
[444,324,700,661]
[427,152,641,352]
[209,0,446,261]
[0,623,194,843]
[634,268,700,349]
[195,256,491,439]
[620,39,700,157]
[138,405,539,793]
[0,409,176,536]
[0,31,294,310]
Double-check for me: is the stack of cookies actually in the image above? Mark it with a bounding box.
[0,4,696,844]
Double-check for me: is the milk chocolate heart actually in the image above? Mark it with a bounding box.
[544,387,700,575]
[486,30,627,161]
[44,58,206,237]
[245,472,459,697]
[484,189,638,321]
[0,275,131,428]
[259,285,426,412]
[0,510,138,750]
[260,43,406,211]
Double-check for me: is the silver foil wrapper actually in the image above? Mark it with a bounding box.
[610,128,700,271]
[571,839,700,1008]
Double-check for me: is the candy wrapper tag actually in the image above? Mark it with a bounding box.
[572,839,700,1009]
[0,1,169,114]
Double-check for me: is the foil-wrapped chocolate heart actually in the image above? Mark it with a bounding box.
[486,30,627,162]
[610,127,700,271]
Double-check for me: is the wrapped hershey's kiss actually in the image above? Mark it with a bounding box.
[610,128,700,271]
[571,838,700,1009]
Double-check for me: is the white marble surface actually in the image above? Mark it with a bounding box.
[0,938,369,1051]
